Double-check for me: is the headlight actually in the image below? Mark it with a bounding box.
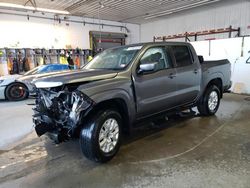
[35,81,63,88]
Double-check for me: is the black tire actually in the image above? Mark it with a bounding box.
[80,109,122,163]
[5,83,29,101]
[197,85,221,116]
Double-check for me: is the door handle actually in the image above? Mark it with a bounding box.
[193,69,198,74]
[168,73,176,79]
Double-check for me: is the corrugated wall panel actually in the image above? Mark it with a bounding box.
[141,0,250,42]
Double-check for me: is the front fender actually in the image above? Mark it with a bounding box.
[89,89,136,125]
[0,77,17,86]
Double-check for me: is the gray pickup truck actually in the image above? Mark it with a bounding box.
[32,42,231,162]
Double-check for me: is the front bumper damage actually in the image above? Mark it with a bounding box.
[33,88,94,143]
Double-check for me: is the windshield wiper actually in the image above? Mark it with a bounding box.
[84,68,122,71]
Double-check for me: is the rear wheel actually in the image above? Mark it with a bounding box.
[5,83,29,101]
[197,85,220,116]
[80,109,122,163]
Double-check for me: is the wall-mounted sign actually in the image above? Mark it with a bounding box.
[246,51,250,64]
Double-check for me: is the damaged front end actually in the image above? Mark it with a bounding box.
[33,86,94,143]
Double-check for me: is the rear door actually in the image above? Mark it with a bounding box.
[170,45,201,105]
[133,46,177,118]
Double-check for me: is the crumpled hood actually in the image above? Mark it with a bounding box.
[33,69,118,88]
[17,70,71,83]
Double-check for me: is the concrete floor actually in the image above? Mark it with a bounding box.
[0,93,250,188]
[0,99,33,150]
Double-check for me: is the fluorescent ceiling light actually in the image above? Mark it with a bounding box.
[35,7,69,14]
[145,12,173,20]
[0,2,70,15]
[144,0,220,20]
[0,2,34,10]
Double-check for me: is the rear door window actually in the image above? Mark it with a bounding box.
[171,46,193,67]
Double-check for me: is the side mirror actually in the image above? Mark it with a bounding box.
[138,63,157,74]
[198,55,204,64]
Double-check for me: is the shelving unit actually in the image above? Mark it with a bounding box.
[153,26,241,42]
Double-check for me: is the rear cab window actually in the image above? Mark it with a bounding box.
[171,45,193,67]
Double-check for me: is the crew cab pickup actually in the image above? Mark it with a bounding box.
[32,42,231,162]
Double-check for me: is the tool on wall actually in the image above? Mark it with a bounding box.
[6,49,17,74]
[0,49,8,76]
[25,48,35,70]
[17,49,25,73]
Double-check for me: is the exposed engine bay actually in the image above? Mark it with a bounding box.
[33,87,94,143]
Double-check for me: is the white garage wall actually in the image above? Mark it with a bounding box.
[191,37,250,94]
[141,0,250,42]
[0,10,140,49]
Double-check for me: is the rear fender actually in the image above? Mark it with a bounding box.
[201,72,224,98]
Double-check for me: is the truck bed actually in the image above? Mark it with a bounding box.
[201,59,231,91]
[202,59,230,68]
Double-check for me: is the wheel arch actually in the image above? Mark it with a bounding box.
[81,93,133,134]
[204,78,223,98]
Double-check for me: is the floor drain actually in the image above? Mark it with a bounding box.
[244,97,250,101]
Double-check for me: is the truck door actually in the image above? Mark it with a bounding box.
[133,46,177,118]
[170,45,201,105]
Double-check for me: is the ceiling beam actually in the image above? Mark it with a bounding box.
[24,0,37,8]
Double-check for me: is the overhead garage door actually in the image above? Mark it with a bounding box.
[90,31,127,55]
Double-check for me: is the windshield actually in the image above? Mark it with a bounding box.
[84,46,142,70]
[23,65,69,76]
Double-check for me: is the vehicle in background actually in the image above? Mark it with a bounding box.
[0,64,70,101]
[32,42,231,162]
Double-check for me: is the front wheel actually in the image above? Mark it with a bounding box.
[80,109,122,163]
[5,83,29,101]
[197,85,221,116]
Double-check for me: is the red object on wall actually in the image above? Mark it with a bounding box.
[247,25,250,29]
[153,26,240,42]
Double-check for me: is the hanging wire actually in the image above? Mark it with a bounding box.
[98,2,102,50]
